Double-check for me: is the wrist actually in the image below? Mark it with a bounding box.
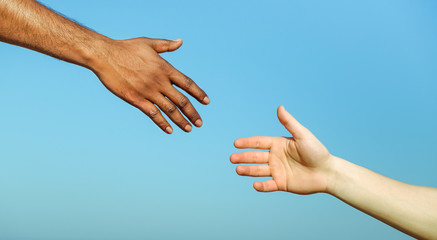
[78,34,115,72]
[324,155,344,195]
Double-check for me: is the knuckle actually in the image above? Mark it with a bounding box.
[197,91,207,100]
[177,118,188,126]
[157,120,168,129]
[183,76,194,89]
[139,37,149,42]
[163,40,172,48]
[126,96,139,107]
[146,108,160,118]
[255,166,263,176]
[165,104,177,114]
[152,76,168,88]
[181,105,199,120]
[199,90,207,99]
[136,37,150,46]
[158,62,171,73]
[246,166,252,175]
[189,112,200,121]
[178,96,189,108]
[166,66,175,75]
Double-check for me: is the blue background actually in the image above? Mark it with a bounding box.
[1,0,436,239]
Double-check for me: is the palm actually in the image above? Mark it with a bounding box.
[231,106,331,194]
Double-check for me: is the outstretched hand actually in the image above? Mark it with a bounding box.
[92,37,209,134]
[231,106,334,194]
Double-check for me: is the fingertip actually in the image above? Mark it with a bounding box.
[233,139,241,148]
[172,39,183,48]
[277,105,291,126]
[277,105,287,117]
[236,165,245,175]
[230,153,241,163]
[253,181,263,192]
[165,126,173,134]
[229,154,237,163]
[202,96,210,105]
[194,119,203,127]
[184,124,192,132]
[157,38,182,52]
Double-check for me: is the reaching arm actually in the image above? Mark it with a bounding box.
[231,106,437,239]
[0,0,209,133]
[330,156,437,239]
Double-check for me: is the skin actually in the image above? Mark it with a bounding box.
[231,106,437,239]
[0,0,209,133]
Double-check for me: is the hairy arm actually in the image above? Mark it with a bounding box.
[0,0,105,68]
[0,0,209,133]
[231,106,437,239]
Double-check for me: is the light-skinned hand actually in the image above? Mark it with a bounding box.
[231,106,334,194]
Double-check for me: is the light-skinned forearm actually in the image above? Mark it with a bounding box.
[0,0,107,70]
[327,156,437,239]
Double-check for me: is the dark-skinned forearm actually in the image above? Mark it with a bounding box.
[0,0,107,69]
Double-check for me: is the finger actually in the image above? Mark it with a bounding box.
[136,100,173,134]
[253,180,279,192]
[155,95,192,132]
[164,87,203,127]
[150,38,183,53]
[277,105,309,139]
[233,137,273,150]
[230,151,269,164]
[170,70,210,105]
[236,165,271,177]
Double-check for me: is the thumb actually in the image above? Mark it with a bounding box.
[277,105,308,139]
[150,38,183,53]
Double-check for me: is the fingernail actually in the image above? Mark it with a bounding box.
[194,119,202,127]
[173,38,182,42]
[185,124,192,132]
[203,96,210,104]
[165,127,173,134]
